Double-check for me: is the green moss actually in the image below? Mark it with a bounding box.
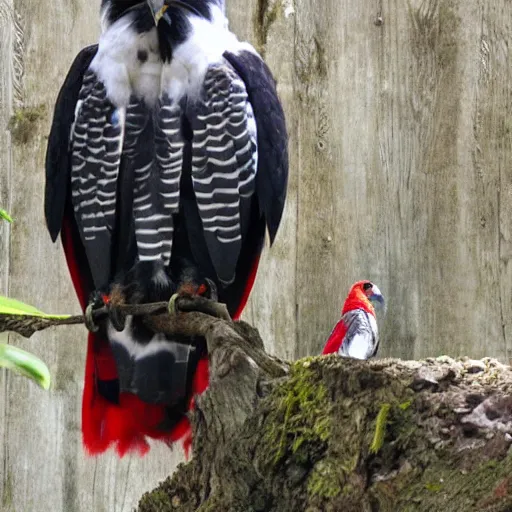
[368,397,415,458]
[307,459,341,498]
[424,482,443,492]
[391,402,416,449]
[138,488,173,512]
[263,358,331,466]
[399,400,412,411]
[138,357,512,512]
[370,403,391,454]
[392,454,512,511]
[483,459,499,470]
[8,104,47,144]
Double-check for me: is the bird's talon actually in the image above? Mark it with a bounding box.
[168,293,179,315]
[109,310,126,331]
[85,303,99,333]
[204,278,218,301]
[108,303,126,332]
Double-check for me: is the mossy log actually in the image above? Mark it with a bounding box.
[138,312,512,512]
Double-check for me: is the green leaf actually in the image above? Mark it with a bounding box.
[0,343,51,390]
[0,209,13,223]
[0,296,71,320]
[0,296,46,316]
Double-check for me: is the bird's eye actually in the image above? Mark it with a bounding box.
[363,282,373,291]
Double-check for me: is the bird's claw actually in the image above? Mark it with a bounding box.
[84,303,99,333]
[108,304,127,332]
[204,278,218,301]
[168,293,180,315]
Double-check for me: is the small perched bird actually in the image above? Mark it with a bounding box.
[322,281,385,360]
[45,0,288,456]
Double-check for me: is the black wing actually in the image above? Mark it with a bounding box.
[46,47,175,290]
[223,49,289,245]
[183,61,259,286]
[45,44,288,297]
[45,44,98,243]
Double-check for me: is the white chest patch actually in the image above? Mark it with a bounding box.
[339,309,379,360]
[91,14,162,107]
[90,5,245,108]
[161,7,239,103]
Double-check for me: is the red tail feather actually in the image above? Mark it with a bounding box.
[62,215,254,457]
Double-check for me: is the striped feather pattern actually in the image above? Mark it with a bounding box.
[340,309,379,360]
[70,58,258,288]
[70,69,123,288]
[122,96,183,265]
[188,62,258,284]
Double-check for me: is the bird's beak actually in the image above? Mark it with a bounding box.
[146,0,168,25]
[369,285,386,313]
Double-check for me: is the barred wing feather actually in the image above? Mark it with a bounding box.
[69,58,259,289]
[123,96,183,265]
[70,69,123,289]
[340,309,379,360]
[186,62,258,285]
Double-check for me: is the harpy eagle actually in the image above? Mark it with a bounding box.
[45,0,288,456]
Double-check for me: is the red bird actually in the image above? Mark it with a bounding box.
[44,0,288,457]
[322,281,385,359]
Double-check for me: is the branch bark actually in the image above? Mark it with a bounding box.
[0,296,231,338]
[136,320,512,512]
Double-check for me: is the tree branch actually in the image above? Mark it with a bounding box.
[0,296,231,338]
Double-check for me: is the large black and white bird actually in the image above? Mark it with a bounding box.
[45,0,288,456]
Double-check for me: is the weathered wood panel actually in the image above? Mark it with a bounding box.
[0,0,511,510]
[244,0,512,361]
[230,0,299,360]
[0,0,16,501]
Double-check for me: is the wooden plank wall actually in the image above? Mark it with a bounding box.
[0,0,510,510]
[242,0,512,362]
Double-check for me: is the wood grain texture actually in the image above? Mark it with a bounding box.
[242,0,512,361]
[229,0,299,361]
[0,0,19,508]
[0,0,511,510]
